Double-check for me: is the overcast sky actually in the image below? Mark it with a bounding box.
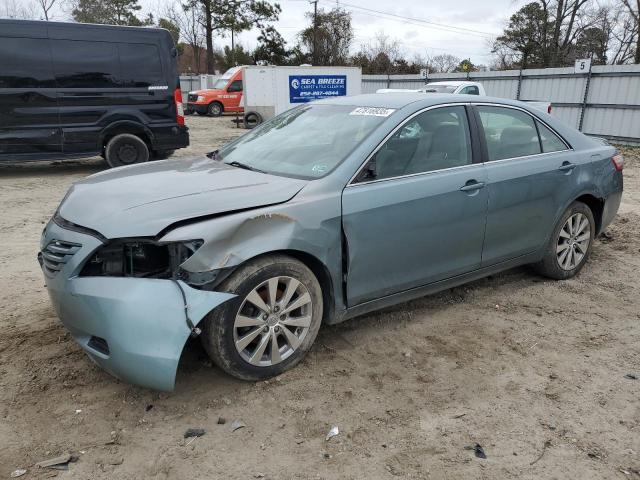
[8,0,524,65]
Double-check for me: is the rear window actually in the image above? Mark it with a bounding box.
[51,40,164,88]
[422,85,457,93]
[118,44,164,87]
[0,37,55,88]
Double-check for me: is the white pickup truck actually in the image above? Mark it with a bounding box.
[377,81,552,114]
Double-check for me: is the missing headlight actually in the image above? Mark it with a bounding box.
[80,239,203,279]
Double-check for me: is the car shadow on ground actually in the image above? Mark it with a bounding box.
[0,158,106,177]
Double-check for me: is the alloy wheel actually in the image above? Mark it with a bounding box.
[556,212,590,270]
[233,276,313,366]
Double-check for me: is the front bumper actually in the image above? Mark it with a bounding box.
[185,103,209,115]
[39,220,234,391]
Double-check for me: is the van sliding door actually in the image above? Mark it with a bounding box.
[0,36,61,158]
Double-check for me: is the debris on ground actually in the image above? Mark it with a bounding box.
[452,413,467,419]
[464,443,487,459]
[10,469,27,478]
[184,428,206,439]
[624,374,637,380]
[230,419,246,432]
[145,404,154,411]
[105,430,120,445]
[325,425,339,441]
[530,440,552,465]
[35,453,78,470]
[217,417,226,424]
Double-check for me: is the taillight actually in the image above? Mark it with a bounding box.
[547,105,552,114]
[612,154,624,172]
[174,88,185,126]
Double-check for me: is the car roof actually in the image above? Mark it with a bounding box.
[319,93,528,110]
[426,81,475,87]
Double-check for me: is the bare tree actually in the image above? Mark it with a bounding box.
[426,53,461,73]
[1,0,36,18]
[166,4,206,73]
[620,0,640,63]
[36,0,55,20]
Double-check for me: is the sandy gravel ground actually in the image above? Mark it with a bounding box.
[1,116,639,480]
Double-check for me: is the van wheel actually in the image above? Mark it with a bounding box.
[200,255,323,381]
[533,201,595,279]
[105,134,149,168]
[208,102,223,117]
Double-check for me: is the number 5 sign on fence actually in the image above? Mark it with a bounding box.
[575,58,591,74]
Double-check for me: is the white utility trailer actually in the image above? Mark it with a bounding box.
[241,65,362,127]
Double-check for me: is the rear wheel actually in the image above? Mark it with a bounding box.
[208,101,223,117]
[533,201,595,279]
[104,134,149,168]
[200,255,323,381]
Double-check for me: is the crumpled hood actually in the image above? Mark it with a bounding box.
[58,156,307,239]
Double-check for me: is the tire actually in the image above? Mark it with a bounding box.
[104,134,149,168]
[533,201,595,280]
[243,111,263,129]
[200,255,323,381]
[153,149,175,160]
[208,101,223,117]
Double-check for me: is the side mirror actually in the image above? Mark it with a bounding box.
[206,150,219,160]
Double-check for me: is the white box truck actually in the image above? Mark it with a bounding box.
[241,65,362,127]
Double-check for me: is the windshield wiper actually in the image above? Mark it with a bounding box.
[227,161,267,174]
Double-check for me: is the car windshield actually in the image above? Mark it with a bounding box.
[212,67,240,89]
[217,104,390,179]
[421,85,457,93]
[212,78,229,89]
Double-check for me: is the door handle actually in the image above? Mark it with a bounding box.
[558,161,576,172]
[459,181,485,192]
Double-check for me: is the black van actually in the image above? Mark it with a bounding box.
[0,20,189,167]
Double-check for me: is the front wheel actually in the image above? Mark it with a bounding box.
[533,201,595,279]
[200,255,323,381]
[208,101,223,117]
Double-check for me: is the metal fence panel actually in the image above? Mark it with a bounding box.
[362,64,640,143]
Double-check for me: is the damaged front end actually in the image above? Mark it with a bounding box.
[39,220,235,391]
[79,238,220,287]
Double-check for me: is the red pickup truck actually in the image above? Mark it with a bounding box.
[186,67,244,116]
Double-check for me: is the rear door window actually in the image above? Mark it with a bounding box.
[536,121,568,152]
[0,37,55,88]
[118,44,164,87]
[477,106,541,161]
[51,40,120,88]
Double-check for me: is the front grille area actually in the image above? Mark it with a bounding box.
[188,93,198,102]
[40,239,82,276]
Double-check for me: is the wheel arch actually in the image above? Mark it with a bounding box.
[100,121,154,152]
[574,193,605,234]
[209,100,224,112]
[220,249,336,325]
